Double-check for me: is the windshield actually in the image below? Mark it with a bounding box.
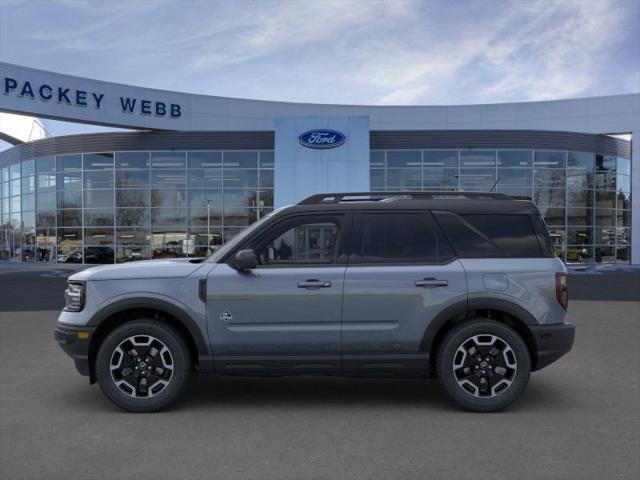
[206,207,287,263]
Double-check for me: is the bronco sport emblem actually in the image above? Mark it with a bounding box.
[219,310,233,321]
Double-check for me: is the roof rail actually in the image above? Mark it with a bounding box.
[297,191,510,205]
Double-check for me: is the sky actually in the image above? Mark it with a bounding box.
[0,0,639,142]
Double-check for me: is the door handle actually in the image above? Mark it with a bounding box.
[297,279,332,289]
[415,278,448,288]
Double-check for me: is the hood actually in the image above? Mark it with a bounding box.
[69,258,206,282]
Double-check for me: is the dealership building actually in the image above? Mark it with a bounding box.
[0,62,638,265]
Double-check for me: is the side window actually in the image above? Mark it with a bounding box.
[253,217,340,266]
[530,215,555,257]
[433,211,543,258]
[356,213,454,264]
[461,214,542,258]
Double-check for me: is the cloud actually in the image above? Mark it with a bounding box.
[352,0,634,105]
[471,0,627,102]
[186,0,413,71]
[0,0,637,106]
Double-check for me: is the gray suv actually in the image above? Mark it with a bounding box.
[55,192,574,412]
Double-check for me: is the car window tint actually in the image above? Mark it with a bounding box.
[255,219,339,265]
[433,211,502,258]
[530,215,555,257]
[357,213,454,264]
[461,215,542,257]
[434,211,542,258]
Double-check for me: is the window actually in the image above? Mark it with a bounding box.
[460,150,496,167]
[259,151,275,168]
[150,152,185,169]
[357,213,453,264]
[434,212,543,258]
[84,190,114,209]
[423,168,458,189]
[423,150,458,168]
[84,170,114,189]
[224,151,258,168]
[462,214,542,257]
[253,217,340,265]
[498,151,532,168]
[387,150,421,168]
[567,151,594,169]
[57,171,82,190]
[116,152,149,169]
[187,151,222,169]
[36,157,55,174]
[57,155,82,171]
[22,177,36,194]
[534,151,566,168]
[116,170,149,188]
[83,153,114,170]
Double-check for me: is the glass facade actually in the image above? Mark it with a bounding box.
[0,150,274,263]
[370,149,632,264]
[0,146,632,265]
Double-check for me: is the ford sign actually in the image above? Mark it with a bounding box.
[298,129,346,149]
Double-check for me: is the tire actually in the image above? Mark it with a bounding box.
[96,319,191,413]
[436,319,531,412]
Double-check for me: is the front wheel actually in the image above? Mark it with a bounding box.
[96,320,191,412]
[436,319,531,412]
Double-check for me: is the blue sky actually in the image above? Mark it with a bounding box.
[0,0,638,141]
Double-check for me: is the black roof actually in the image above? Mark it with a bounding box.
[282,192,540,215]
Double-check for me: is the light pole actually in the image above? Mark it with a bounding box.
[206,200,211,254]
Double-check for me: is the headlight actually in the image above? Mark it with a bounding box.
[64,282,85,312]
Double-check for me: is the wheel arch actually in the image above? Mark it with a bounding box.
[422,298,539,375]
[86,298,212,383]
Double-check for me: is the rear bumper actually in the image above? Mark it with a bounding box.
[54,324,95,377]
[530,322,575,371]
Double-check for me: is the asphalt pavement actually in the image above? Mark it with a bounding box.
[0,267,639,479]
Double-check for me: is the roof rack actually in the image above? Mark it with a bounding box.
[297,191,510,205]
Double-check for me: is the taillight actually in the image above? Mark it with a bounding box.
[555,272,568,310]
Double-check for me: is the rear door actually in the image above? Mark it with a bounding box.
[341,211,467,374]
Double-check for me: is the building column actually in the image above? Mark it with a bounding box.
[274,116,370,207]
[631,129,639,265]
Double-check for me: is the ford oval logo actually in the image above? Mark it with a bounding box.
[298,129,346,149]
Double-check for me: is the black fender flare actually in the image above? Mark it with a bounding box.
[420,297,538,354]
[419,299,467,353]
[87,297,213,372]
[467,297,539,326]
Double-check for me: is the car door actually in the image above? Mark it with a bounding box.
[206,212,349,374]
[341,211,467,374]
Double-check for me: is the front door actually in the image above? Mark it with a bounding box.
[341,211,467,374]
[207,213,349,374]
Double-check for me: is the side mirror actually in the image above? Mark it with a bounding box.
[233,249,258,270]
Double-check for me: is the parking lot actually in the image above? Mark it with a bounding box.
[1,267,639,480]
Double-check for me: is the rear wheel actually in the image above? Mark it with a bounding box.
[96,320,191,412]
[436,319,530,412]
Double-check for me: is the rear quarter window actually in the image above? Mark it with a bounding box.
[530,214,555,257]
[433,212,544,258]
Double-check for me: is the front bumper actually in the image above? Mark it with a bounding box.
[54,324,95,377]
[530,322,575,371]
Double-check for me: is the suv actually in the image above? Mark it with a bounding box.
[54,192,574,412]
